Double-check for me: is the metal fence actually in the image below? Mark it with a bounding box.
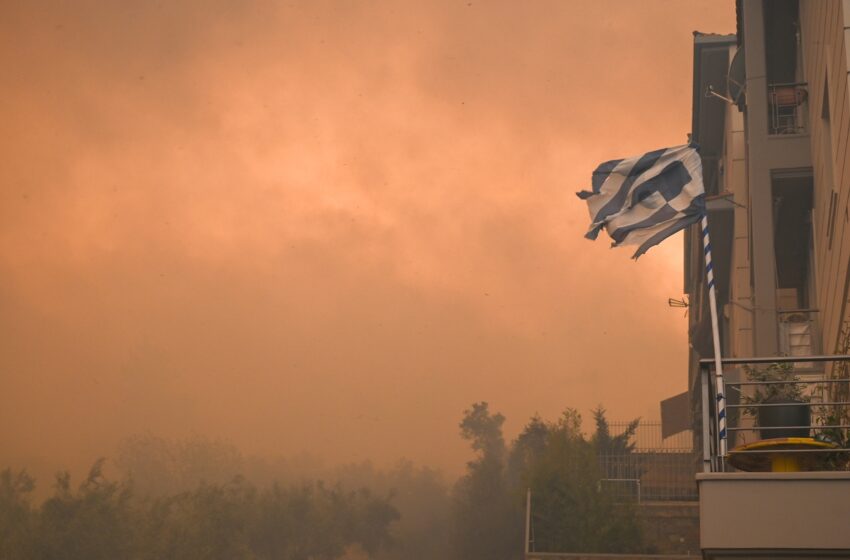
[598,453,698,502]
[607,421,693,452]
[599,421,698,502]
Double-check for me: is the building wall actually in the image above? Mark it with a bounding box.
[741,0,813,357]
[687,1,850,454]
[723,61,756,445]
[637,503,700,556]
[725,56,753,360]
[800,0,850,355]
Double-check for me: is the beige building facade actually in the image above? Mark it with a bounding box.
[688,0,850,423]
[687,1,850,557]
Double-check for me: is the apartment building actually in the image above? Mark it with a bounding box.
[686,0,850,421]
[686,1,850,557]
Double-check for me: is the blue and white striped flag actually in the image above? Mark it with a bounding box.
[577,144,705,258]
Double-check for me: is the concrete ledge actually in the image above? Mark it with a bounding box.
[526,554,693,560]
[698,471,850,551]
[697,471,850,481]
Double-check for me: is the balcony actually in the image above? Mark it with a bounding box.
[698,356,850,558]
[768,82,808,135]
[778,309,820,371]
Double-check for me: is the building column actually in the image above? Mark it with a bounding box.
[743,0,780,356]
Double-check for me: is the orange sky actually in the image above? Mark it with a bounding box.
[0,1,735,476]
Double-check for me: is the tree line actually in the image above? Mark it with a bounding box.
[452,403,645,559]
[0,404,644,559]
[0,461,399,560]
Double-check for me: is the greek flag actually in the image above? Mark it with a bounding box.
[577,144,705,258]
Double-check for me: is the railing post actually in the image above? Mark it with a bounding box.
[701,365,712,472]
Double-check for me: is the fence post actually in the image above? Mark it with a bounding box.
[524,488,531,556]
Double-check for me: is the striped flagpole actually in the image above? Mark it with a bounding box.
[701,214,728,458]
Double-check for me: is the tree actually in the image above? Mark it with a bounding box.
[331,460,452,560]
[139,476,257,560]
[452,404,647,558]
[0,454,400,560]
[592,405,639,456]
[248,481,398,560]
[507,414,549,488]
[451,402,522,560]
[33,460,137,560]
[524,410,644,554]
[0,469,36,560]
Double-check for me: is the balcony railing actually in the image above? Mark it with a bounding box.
[768,82,808,135]
[699,355,850,473]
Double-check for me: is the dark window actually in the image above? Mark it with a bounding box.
[773,173,814,308]
[764,0,807,134]
[764,0,801,84]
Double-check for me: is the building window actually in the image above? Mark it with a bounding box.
[773,172,818,356]
[764,0,807,134]
[773,173,814,309]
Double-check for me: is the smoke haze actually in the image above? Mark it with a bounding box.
[0,1,735,476]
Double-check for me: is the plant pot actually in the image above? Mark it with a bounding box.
[757,401,810,439]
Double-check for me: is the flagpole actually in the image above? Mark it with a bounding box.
[700,213,727,459]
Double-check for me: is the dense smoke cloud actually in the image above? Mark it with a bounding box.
[0,1,734,476]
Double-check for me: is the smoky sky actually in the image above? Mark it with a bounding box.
[1,1,734,475]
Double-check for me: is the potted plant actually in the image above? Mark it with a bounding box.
[742,362,811,439]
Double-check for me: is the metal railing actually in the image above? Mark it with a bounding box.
[598,452,698,502]
[768,82,808,135]
[599,421,698,502]
[699,355,850,473]
[607,421,693,452]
